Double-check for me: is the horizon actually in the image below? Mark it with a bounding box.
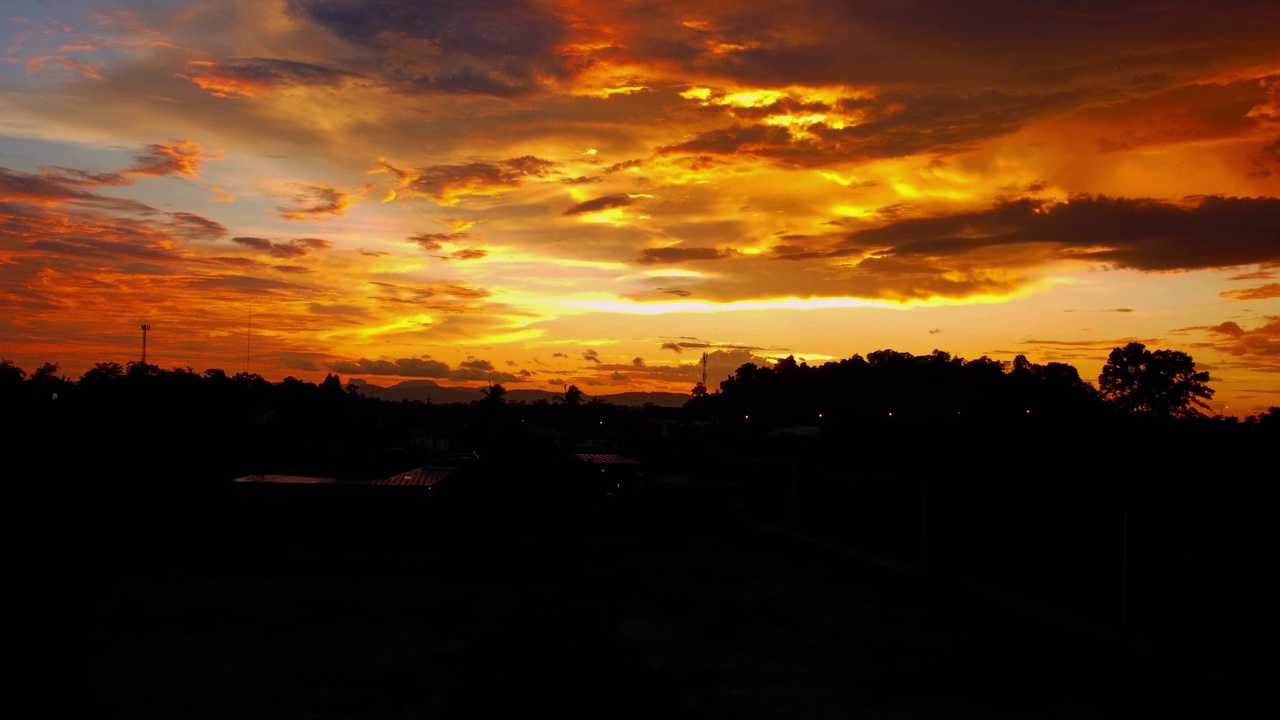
[2,1,1277,417]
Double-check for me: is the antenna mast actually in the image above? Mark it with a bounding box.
[140,323,150,365]
[246,310,251,373]
[701,352,708,387]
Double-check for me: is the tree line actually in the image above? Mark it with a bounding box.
[685,343,1260,427]
[2,342,1274,427]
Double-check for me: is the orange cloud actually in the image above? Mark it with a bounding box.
[128,140,209,178]
[275,184,353,221]
[377,156,556,206]
[232,236,333,258]
[1221,283,1280,301]
[180,58,360,98]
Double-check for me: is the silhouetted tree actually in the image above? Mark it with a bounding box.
[563,384,583,407]
[1098,342,1213,418]
[0,359,25,391]
[481,383,507,405]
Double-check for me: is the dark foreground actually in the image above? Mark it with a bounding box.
[91,484,1256,719]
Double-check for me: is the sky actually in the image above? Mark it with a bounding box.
[1,0,1277,415]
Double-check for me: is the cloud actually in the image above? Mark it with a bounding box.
[275,183,353,221]
[232,236,333,258]
[583,349,600,363]
[181,58,360,98]
[563,194,636,215]
[368,281,491,306]
[632,357,645,367]
[168,212,228,241]
[128,140,208,177]
[379,156,557,206]
[1206,317,1280,358]
[655,87,1089,167]
[834,195,1280,273]
[327,354,519,382]
[448,248,487,261]
[286,0,577,96]
[453,357,519,381]
[328,356,452,377]
[407,231,466,251]
[26,55,107,81]
[637,247,738,265]
[1221,284,1280,301]
[0,166,151,212]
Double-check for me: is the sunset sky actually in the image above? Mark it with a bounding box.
[2,1,1277,414]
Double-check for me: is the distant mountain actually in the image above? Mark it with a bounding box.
[597,391,691,408]
[346,378,480,404]
[347,378,689,408]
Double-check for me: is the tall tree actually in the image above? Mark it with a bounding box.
[1098,342,1214,418]
[481,383,507,405]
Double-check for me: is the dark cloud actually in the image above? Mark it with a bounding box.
[658,340,764,356]
[1221,284,1280,301]
[287,0,575,96]
[609,372,628,381]
[637,247,738,265]
[836,195,1280,273]
[449,248,487,261]
[169,212,228,241]
[276,184,352,221]
[0,166,152,213]
[583,349,600,363]
[385,156,556,205]
[453,357,519,381]
[408,231,467,251]
[182,58,360,97]
[40,166,131,187]
[632,357,645,367]
[128,140,207,177]
[658,87,1087,167]
[1207,317,1280,358]
[607,2,1280,100]
[232,236,333,258]
[1083,80,1273,154]
[327,354,518,381]
[563,194,635,216]
[328,356,452,377]
[551,352,568,358]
